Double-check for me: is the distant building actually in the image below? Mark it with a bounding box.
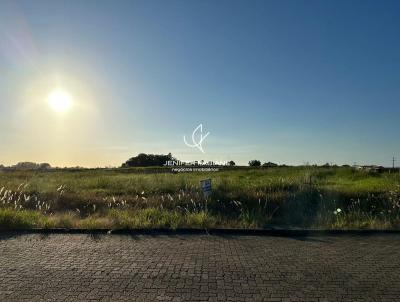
[354,165,384,173]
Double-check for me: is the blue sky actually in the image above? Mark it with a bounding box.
[0,0,399,167]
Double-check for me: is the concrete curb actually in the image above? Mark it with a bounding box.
[1,228,400,236]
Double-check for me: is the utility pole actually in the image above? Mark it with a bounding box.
[393,157,396,169]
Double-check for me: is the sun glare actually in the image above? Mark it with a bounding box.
[47,88,73,113]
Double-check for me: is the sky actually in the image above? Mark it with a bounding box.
[0,0,399,167]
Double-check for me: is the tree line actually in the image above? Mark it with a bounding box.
[121,153,282,168]
[0,154,348,170]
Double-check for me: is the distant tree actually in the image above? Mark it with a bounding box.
[228,160,236,166]
[262,162,278,167]
[12,162,51,170]
[13,162,39,170]
[39,163,51,170]
[122,153,176,167]
[248,160,261,167]
[322,163,331,167]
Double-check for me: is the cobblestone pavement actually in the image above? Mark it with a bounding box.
[0,233,399,302]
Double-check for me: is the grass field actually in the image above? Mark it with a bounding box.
[1,166,400,230]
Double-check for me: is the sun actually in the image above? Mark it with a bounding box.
[47,88,73,113]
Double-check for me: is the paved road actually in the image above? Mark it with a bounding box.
[0,233,399,302]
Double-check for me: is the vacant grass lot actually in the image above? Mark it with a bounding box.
[0,167,399,230]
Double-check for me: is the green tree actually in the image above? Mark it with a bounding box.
[122,153,176,167]
[248,160,261,167]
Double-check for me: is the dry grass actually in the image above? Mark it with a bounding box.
[0,167,399,229]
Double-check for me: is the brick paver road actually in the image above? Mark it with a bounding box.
[0,233,399,302]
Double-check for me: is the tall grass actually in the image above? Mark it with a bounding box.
[0,167,399,229]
